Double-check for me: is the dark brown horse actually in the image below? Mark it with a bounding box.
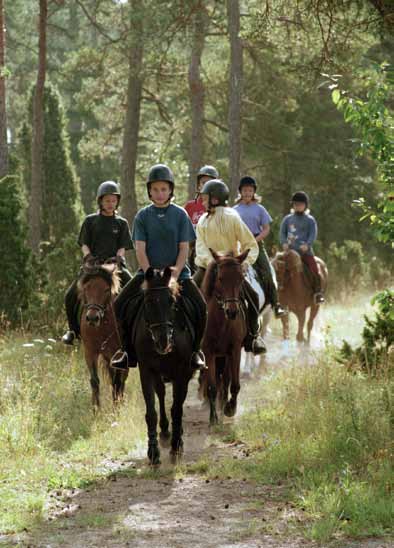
[200,250,249,425]
[133,267,195,465]
[78,264,128,409]
[272,249,328,343]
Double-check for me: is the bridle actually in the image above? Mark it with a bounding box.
[143,286,175,343]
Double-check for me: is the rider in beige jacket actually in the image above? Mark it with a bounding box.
[193,179,266,354]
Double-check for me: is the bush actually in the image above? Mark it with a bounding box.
[326,240,368,296]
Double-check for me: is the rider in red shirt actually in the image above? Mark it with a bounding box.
[184,165,219,226]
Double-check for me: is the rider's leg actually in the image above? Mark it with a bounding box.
[118,266,132,288]
[242,279,267,354]
[180,278,207,370]
[62,279,80,345]
[302,254,324,303]
[192,267,206,288]
[112,274,145,369]
[255,241,285,317]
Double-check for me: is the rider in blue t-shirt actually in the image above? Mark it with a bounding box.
[234,176,285,318]
[113,164,207,370]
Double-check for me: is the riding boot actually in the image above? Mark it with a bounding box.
[313,277,325,304]
[242,280,267,354]
[62,280,80,345]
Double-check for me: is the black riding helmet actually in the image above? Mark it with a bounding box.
[291,191,309,207]
[197,165,219,181]
[239,176,257,191]
[200,179,229,207]
[146,164,175,200]
[96,181,121,206]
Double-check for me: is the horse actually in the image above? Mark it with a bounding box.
[272,249,328,343]
[133,267,195,465]
[78,263,128,409]
[200,250,249,425]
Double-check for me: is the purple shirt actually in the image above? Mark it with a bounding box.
[233,202,272,236]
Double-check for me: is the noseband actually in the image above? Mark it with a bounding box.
[215,295,240,309]
[84,302,108,320]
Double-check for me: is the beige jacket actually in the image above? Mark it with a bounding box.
[195,206,258,269]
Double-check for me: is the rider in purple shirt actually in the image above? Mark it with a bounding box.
[234,176,285,318]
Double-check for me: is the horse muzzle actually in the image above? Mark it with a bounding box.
[149,322,174,355]
[85,304,106,327]
[224,299,240,320]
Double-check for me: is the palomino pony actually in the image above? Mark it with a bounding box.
[200,250,249,425]
[132,267,195,465]
[78,263,128,409]
[272,249,328,343]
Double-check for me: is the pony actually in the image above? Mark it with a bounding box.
[200,250,249,425]
[272,249,328,343]
[78,263,128,409]
[133,267,195,465]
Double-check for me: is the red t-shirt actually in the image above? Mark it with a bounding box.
[184,198,206,226]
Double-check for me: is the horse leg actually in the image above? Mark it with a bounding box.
[139,366,160,465]
[307,305,319,344]
[170,378,188,460]
[154,375,170,446]
[206,352,218,426]
[86,351,100,411]
[296,309,306,343]
[220,358,230,413]
[282,313,290,340]
[224,347,241,418]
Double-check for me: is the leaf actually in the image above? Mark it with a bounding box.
[332,89,341,105]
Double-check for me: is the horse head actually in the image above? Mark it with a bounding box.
[143,267,179,355]
[207,249,249,320]
[78,264,120,327]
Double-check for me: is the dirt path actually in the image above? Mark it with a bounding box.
[4,327,394,548]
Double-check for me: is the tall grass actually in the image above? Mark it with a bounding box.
[0,333,145,534]
[210,356,394,542]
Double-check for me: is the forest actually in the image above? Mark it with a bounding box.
[0,1,393,546]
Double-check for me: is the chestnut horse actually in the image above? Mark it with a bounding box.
[200,250,249,425]
[133,267,195,465]
[78,264,128,409]
[272,249,328,343]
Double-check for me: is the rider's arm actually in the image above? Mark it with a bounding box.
[195,222,212,269]
[279,216,288,246]
[306,216,317,246]
[116,247,125,257]
[81,245,91,257]
[135,241,150,272]
[255,223,270,242]
[172,241,189,278]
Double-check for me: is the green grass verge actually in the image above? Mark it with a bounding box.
[208,356,394,542]
[0,333,145,534]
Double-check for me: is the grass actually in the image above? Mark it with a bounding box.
[0,332,146,534]
[206,353,394,542]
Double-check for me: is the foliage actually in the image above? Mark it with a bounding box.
[0,334,145,534]
[332,65,394,246]
[326,240,368,295]
[338,289,394,376]
[0,172,32,324]
[207,357,394,542]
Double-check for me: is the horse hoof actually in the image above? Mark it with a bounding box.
[147,446,161,466]
[159,430,171,448]
[224,402,236,417]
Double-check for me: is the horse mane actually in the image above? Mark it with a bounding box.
[201,252,238,299]
[142,271,180,298]
[77,266,121,297]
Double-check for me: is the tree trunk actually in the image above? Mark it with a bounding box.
[29,0,47,252]
[188,2,206,198]
[0,0,8,178]
[227,0,243,199]
[120,10,144,231]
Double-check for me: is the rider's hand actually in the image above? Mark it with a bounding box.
[116,255,126,268]
[170,267,179,284]
[83,253,96,265]
[300,244,309,253]
[282,243,289,252]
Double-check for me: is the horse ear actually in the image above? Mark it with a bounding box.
[209,248,221,262]
[145,267,154,281]
[162,266,172,285]
[236,249,250,263]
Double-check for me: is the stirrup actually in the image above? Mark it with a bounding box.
[314,293,325,305]
[110,350,129,371]
[273,304,287,318]
[190,350,207,371]
[62,330,76,345]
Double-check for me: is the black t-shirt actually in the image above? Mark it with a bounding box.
[78,213,133,261]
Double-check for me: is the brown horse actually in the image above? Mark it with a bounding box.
[78,264,128,409]
[200,250,249,425]
[272,249,328,343]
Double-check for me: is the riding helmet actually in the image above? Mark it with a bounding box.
[200,179,229,206]
[239,176,257,191]
[146,164,175,199]
[291,191,309,206]
[96,181,121,205]
[197,165,219,181]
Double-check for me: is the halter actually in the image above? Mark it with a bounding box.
[215,294,240,310]
[84,302,107,320]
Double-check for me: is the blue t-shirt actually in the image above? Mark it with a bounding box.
[279,212,317,255]
[233,202,272,236]
[132,203,195,279]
